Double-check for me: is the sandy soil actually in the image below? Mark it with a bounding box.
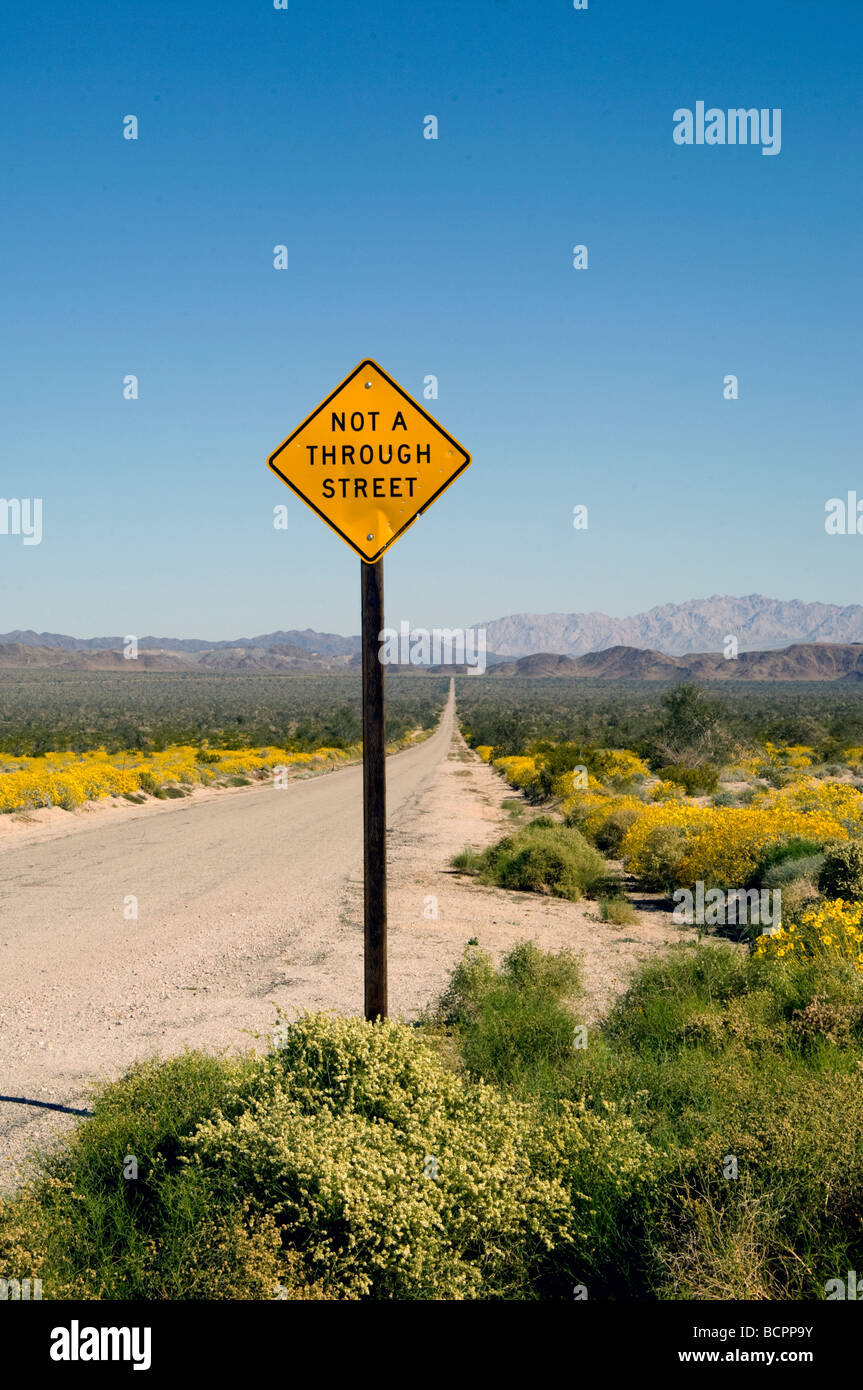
[381,726,689,1024]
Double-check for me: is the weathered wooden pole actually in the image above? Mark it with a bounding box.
[361,557,387,1020]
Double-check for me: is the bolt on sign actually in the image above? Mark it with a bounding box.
[267,359,471,563]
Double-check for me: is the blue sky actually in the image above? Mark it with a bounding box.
[1,0,861,638]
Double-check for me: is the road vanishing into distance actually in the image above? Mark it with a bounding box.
[0,687,455,1187]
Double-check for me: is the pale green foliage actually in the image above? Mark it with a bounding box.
[184,1013,581,1298]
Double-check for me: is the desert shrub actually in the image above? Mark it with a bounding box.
[654,1057,863,1298]
[592,806,641,856]
[604,941,863,1063]
[624,821,692,892]
[0,1051,267,1299]
[602,945,753,1052]
[439,939,863,1296]
[651,1103,862,1301]
[491,755,540,795]
[563,790,642,841]
[760,854,824,889]
[523,745,649,802]
[453,821,608,902]
[431,942,501,1025]
[621,789,852,896]
[748,838,825,898]
[54,781,86,810]
[757,777,863,834]
[497,842,589,899]
[429,942,583,1090]
[587,748,651,788]
[651,778,686,802]
[657,763,719,795]
[599,897,639,926]
[451,845,486,874]
[818,841,863,902]
[752,836,824,877]
[754,900,863,977]
[773,874,821,921]
[652,1173,786,1300]
[498,939,584,998]
[1,1016,602,1301]
[427,944,659,1290]
[191,1013,585,1299]
[562,792,602,834]
[712,787,756,808]
[8,935,863,1302]
[654,683,731,760]
[790,988,863,1050]
[527,743,589,800]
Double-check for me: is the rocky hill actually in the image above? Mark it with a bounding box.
[489,642,863,682]
[0,643,352,673]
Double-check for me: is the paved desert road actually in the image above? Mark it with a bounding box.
[0,684,455,1187]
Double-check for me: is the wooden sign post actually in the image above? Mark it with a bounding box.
[361,558,387,1020]
[267,359,471,1019]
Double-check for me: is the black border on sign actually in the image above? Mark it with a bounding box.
[267,358,472,563]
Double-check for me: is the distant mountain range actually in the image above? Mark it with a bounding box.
[7,596,863,664]
[6,597,863,678]
[3,639,863,681]
[4,639,863,682]
[0,627,361,658]
[481,596,863,657]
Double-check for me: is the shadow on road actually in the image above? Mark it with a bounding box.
[0,1095,92,1117]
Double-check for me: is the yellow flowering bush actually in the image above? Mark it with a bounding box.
[762,742,814,770]
[753,777,863,835]
[735,752,765,776]
[475,745,494,763]
[677,808,846,889]
[552,771,605,805]
[651,778,686,802]
[587,748,650,785]
[566,792,645,850]
[491,744,649,801]
[841,746,863,775]
[561,786,612,830]
[745,742,816,777]
[0,755,140,812]
[207,745,351,777]
[618,793,853,891]
[754,900,863,975]
[481,735,863,896]
[0,742,361,814]
[491,754,540,793]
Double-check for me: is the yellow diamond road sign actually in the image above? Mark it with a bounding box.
[267,359,471,563]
